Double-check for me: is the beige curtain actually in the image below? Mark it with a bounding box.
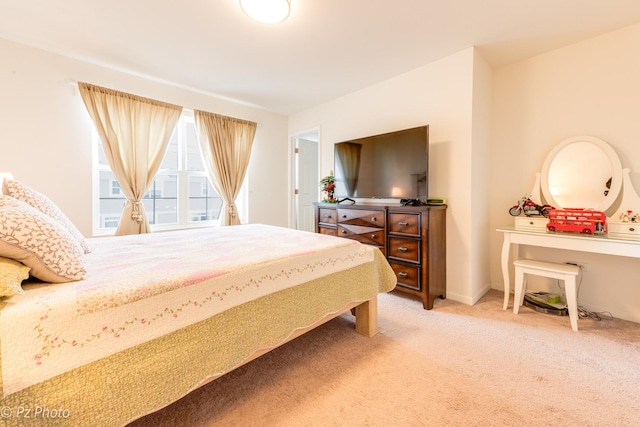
[78,82,183,235]
[194,110,257,226]
[335,142,362,197]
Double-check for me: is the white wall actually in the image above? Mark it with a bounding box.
[0,38,289,235]
[470,51,493,303]
[289,47,492,306]
[490,23,640,322]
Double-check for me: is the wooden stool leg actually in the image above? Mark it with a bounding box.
[564,275,579,331]
[513,267,525,314]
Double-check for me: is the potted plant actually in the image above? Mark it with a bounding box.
[319,175,337,203]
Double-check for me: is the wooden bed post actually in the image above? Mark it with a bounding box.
[354,296,378,337]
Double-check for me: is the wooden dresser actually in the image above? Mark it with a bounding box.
[314,202,446,309]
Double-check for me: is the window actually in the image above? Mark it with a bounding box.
[92,111,247,234]
[110,180,121,196]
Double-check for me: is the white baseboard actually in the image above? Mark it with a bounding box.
[445,284,493,306]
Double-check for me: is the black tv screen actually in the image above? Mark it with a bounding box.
[333,125,429,200]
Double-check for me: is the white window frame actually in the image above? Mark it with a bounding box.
[92,110,248,235]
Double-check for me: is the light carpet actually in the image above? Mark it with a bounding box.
[129,290,640,426]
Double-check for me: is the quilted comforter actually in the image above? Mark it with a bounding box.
[0,224,396,426]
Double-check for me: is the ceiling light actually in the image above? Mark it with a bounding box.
[240,0,290,24]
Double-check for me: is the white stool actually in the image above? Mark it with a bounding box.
[513,259,580,331]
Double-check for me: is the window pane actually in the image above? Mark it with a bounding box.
[98,170,126,229]
[160,130,179,170]
[97,138,110,167]
[186,121,204,171]
[188,175,222,221]
[144,174,178,225]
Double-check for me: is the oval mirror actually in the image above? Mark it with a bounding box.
[541,136,622,212]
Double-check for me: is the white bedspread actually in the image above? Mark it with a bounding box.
[1,224,372,396]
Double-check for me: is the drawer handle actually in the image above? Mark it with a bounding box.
[398,247,408,252]
[371,217,377,222]
[398,221,408,226]
[371,234,377,239]
[323,214,333,218]
[529,221,534,225]
[398,272,408,278]
[630,227,636,232]
[342,215,347,218]
[342,230,347,234]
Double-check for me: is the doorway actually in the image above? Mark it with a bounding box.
[291,129,320,232]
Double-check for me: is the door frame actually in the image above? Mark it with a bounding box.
[288,126,321,229]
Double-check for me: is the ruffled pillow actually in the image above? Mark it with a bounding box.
[0,256,30,297]
[3,179,90,253]
[0,196,86,283]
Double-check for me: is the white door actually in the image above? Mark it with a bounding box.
[294,133,319,232]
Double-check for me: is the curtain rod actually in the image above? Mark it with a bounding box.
[65,78,261,127]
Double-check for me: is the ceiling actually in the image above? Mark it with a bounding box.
[1,0,640,115]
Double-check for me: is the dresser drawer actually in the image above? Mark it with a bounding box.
[389,261,420,291]
[389,212,420,236]
[388,237,420,263]
[514,216,548,231]
[318,208,337,225]
[607,221,640,237]
[337,208,385,228]
[318,225,337,236]
[337,224,386,246]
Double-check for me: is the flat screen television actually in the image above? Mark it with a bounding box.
[333,125,429,200]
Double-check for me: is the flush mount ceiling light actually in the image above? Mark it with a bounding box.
[240,0,290,24]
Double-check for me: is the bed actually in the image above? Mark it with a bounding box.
[0,188,396,426]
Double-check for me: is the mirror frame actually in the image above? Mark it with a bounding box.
[540,136,622,212]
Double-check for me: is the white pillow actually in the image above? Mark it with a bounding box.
[0,196,86,283]
[0,256,30,297]
[2,179,91,253]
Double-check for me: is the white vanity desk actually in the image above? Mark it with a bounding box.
[500,135,640,311]
[497,226,640,310]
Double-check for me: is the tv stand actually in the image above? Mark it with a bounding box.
[314,202,446,309]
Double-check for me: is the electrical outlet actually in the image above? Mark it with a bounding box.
[566,261,588,272]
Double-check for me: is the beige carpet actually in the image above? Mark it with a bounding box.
[129,290,640,426]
